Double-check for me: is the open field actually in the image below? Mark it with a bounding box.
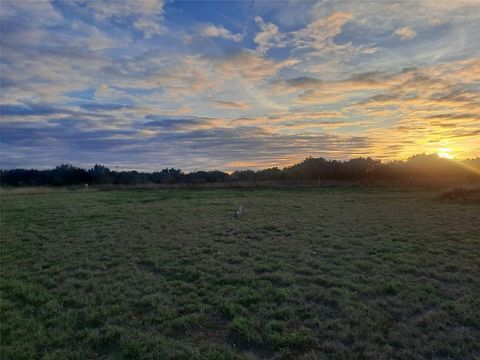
[1,187,479,359]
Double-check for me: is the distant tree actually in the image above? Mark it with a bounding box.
[337,158,380,180]
[51,164,91,186]
[89,164,113,184]
[231,170,256,182]
[151,168,183,184]
[1,154,478,187]
[256,167,283,181]
[185,170,229,183]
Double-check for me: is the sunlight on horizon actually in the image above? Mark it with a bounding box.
[438,148,455,160]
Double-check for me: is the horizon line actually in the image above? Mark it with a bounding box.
[2,153,479,173]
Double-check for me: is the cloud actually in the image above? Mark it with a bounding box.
[144,118,210,131]
[423,0,480,11]
[284,77,322,88]
[344,61,480,159]
[0,118,373,170]
[80,103,132,112]
[291,12,353,51]
[201,25,243,41]
[0,3,121,105]
[0,0,64,26]
[213,100,250,109]
[216,50,298,83]
[394,26,417,40]
[79,0,165,37]
[84,0,164,20]
[263,56,479,159]
[0,104,70,117]
[143,115,225,131]
[133,17,164,38]
[272,71,397,106]
[253,11,376,59]
[254,16,285,54]
[1,0,479,169]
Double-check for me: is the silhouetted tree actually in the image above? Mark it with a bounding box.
[1,154,479,187]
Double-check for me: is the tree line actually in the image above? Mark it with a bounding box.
[1,154,479,187]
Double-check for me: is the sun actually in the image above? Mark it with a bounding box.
[438,148,454,159]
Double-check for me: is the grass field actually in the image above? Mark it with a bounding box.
[1,187,479,359]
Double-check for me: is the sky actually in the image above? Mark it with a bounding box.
[1,0,479,171]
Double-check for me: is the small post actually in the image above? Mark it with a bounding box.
[235,205,243,219]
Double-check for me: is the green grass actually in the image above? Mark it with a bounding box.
[1,187,479,359]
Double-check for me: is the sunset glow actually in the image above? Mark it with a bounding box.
[1,0,479,170]
[438,148,454,159]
